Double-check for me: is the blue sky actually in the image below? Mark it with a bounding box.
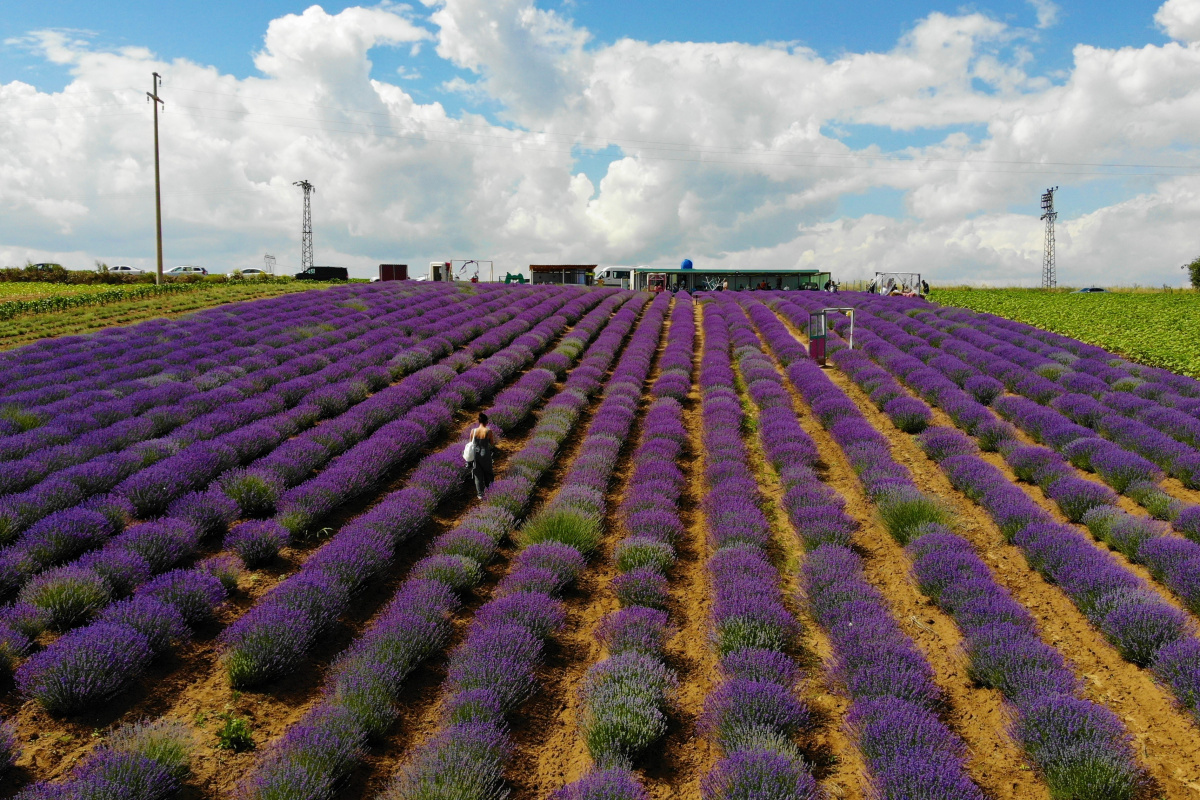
[3,1,1170,98]
[1,0,1197,284]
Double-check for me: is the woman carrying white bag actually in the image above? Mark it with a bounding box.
[462,412,497,499]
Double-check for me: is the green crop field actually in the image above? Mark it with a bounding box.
[0,282,125,300]
[930,287,1200,377]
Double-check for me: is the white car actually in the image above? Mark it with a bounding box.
[167,265,208,276]
[105,265,145,275]
[228,268,267,279]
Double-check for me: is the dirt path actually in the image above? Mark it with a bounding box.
[656,299,718,800]
[789,321,1200,800]
[517,301,672,799]
[1,302,606,798]
[726,325,870,800]
[980,395,1199,623]
[350,299,653,800]
[747,309,1040,800]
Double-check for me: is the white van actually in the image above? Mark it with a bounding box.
[594,266,638,289]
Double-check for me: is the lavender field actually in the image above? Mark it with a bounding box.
[1,281,1199,800]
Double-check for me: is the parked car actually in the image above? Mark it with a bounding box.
[294,266,348,281]
[228,268,267,279]
[167,265,207,276]
[105,265,146,275]
[1072,287,1109,293]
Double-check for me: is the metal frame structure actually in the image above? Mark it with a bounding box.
[294,180,315,272]
[454,259,494,282]
[823,307,855,349]
[869,272,923,296]
[1041,186,1058,289]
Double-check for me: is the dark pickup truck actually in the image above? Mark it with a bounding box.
[294,266,348,281]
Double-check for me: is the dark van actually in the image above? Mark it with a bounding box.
[294,266,349,281]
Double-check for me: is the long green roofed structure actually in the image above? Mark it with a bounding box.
[625,265,832,292]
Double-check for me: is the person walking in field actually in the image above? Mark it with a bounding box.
[465,412,497,499]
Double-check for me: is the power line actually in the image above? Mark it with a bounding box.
[3,87,1198,175]
[147,104,1200,177]
[159,87,1200,171]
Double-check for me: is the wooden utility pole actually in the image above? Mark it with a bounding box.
[148,72,164,285]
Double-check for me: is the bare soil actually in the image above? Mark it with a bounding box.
[799,323,1200,800]
[13,292,1200,800]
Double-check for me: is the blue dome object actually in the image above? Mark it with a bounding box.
[680,259,693,270]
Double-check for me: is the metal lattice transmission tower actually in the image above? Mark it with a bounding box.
[293,180,315,271]
[1040,186,1058,289]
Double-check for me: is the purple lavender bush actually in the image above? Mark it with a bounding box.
[700,749,819,800]
[226,520,290,567]
[551,768,650,800]
[16,622,153,714]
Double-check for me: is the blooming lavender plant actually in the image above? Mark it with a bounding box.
[226,520,290,567]
[16,622,153,714]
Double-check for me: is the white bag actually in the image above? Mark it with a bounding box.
[462,437,476,463]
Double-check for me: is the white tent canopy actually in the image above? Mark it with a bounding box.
[867,272,925,295]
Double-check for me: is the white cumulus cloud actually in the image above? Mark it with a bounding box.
[1027,0,1061,29]
[1157,0,1200,42]
[1,2,1199,286]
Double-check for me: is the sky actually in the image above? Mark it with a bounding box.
[1,0,1199,285]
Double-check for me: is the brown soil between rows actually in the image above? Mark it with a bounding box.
[345,298,652,798]
[1,301,602,798]
[752,307,1043,800]
[655,300,718,800]
[515,299,672,799]
[1159,475,1200,508]
[797,324,1200,800]
[984,392,1200,623]
[338,302,647,798]
[727,320,868,800]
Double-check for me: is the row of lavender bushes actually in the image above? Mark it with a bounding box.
[0,289,587,700]
[0,284,455,496]
[0,289,513,682]
[0,283,484,539]
[219,290,627,689]
[553,291,696,799]
[374,292,671,800]
[15,717,196,799]
[863,295,1200,504]
[0,285,534,621]
[929,302,1200,455]
[732,296,991,799]
[860,296,1200,527]
[264,288,592,537]
[802,296,1200,657]
[677,298,817,800]
[828,300,1200,622]
[237,293,652,800]
[756,295,1167,794]
[0,283,407,425]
